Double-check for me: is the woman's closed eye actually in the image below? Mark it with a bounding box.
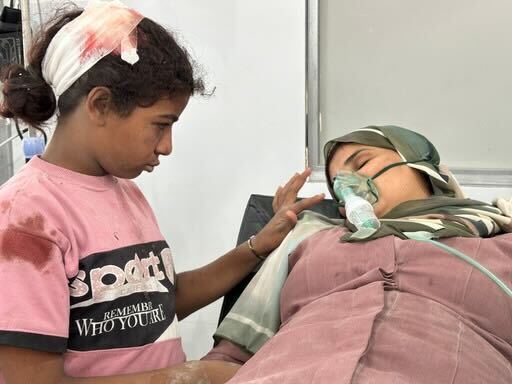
[355,156,371,171]
[356,160,369,171]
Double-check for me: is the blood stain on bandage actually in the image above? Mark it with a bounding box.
[80,8,142,62]
[0,227,53,270]
[81,30,108,62]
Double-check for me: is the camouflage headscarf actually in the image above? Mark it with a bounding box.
[324,125,465,202]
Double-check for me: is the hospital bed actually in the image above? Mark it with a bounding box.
[217,194,341,325]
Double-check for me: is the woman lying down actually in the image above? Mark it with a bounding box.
[203,125,512,384]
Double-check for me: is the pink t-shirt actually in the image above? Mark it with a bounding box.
[0,156,185,379]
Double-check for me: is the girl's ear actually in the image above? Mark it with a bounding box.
[85,86,113,126]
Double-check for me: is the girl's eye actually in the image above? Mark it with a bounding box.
[154,123,171,130]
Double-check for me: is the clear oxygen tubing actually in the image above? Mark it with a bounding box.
[405,231,512,298]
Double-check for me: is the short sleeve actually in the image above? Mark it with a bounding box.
[0,228,69,353]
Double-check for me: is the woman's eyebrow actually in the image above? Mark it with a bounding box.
[344,148,370,166]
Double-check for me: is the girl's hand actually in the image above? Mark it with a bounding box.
[252,169,324,256]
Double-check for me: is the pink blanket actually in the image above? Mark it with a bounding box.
[205,228,512,383]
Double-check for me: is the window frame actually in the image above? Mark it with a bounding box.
[305,0,512,187]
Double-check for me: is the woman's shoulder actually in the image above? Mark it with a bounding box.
[444,232,512,246]
[473,232,512,256]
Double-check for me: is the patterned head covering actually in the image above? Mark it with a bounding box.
[324,125,465,202]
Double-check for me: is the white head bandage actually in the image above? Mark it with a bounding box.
[41,0,144,97]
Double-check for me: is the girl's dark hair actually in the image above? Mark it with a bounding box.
[0,6,205,129]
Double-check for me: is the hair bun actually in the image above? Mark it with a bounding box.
[0,64,56,128]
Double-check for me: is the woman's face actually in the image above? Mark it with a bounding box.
[327,143,432,217]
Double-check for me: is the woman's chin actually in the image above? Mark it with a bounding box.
[373,202,387,218]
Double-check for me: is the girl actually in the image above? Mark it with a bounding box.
[0,1,324,383]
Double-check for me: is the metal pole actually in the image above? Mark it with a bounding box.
[306,0,323,181]
[0,132,19,150]
[20,0,31,69]
[0,119,15,184]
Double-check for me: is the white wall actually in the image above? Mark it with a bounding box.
[125,0,308,360]
[319,0,512,169]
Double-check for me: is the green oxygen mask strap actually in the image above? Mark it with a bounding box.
[361,158,430,204]
[370,157,430,181]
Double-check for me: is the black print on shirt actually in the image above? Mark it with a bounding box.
[68,241,176,351]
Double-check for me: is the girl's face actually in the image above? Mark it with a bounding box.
[327,143,432,217]
[93,94,189,179]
